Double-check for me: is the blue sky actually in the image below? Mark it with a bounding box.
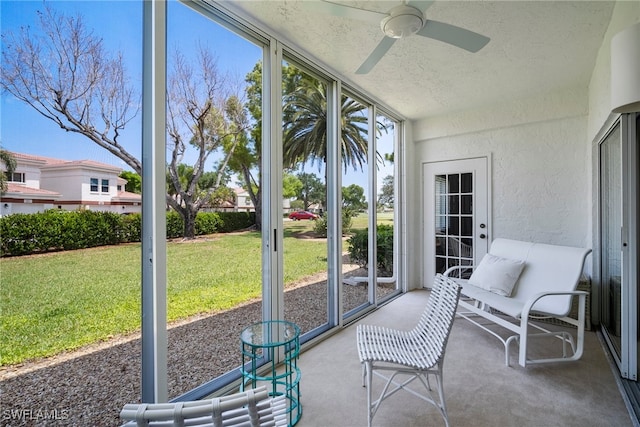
[0,0,392,196]
[1,0,261,169]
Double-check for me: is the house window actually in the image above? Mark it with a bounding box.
[101,179,109,193]
[90,178,99,192]
[4,171,24,182]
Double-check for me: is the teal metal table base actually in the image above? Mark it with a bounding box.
[240,320,301,426]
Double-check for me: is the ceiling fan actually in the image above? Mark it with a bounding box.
[311,0,490,74]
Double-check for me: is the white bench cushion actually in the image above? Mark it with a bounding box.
[468,253,525,296]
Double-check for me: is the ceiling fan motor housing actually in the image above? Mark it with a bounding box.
[380,5,425,39]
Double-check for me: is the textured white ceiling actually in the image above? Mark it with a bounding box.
[221,1,615,121]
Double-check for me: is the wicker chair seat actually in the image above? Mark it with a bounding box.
[357,274,461,427]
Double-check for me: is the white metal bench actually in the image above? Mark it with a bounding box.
[444,238,591,367]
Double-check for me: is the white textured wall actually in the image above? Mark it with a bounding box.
[406,90,590,290]
[405,3,640,291]
[588,3,640,142]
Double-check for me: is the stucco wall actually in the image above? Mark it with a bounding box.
[405,2,640,291]
[407,90,590,290]
[43,169,117,202]
[588,2,640,142]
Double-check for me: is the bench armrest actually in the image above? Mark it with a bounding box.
[443,265,474,278]
[521,290,588,319]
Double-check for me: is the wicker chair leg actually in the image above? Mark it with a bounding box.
[365,361,374,427]
[434,367,450,427]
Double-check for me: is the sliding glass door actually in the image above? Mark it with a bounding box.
[600,121,624,366]
[599,113,639,381]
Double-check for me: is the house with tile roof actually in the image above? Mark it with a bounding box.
[0,152,141,216]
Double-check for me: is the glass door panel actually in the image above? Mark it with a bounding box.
[600,121,623,360]
[281,61,330,339]
[424,158,488,284]
[599,113,640,382]
[341,94,370,314]
[435,173,474,277]
[165,2,263,397]
[375,114,399,303]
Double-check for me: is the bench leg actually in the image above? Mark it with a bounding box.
[518,319,529,367]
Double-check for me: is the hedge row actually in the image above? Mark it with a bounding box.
[0,210,256,257]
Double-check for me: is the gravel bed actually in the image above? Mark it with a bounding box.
[0,272,395,427]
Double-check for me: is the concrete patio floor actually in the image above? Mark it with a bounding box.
[293,289,632,427]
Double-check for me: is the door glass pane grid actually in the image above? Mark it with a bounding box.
[435,173,473,278]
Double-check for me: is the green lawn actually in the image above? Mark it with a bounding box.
[0,229,327,366]
[0,215,395,366]
[350,211,395,230]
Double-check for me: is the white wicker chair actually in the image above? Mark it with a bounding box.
[120,386,288,427]
[357,274,461,427]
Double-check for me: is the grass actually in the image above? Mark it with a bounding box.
[350,211,395,231]
[0,229,327,366]
[0,215,394,366]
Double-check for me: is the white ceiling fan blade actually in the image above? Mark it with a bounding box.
[417,20,490,53]
[408,1,435,13]
[356,37,397,74]
[310,1,385,25]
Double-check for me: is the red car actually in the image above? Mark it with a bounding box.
[288,210,318,221]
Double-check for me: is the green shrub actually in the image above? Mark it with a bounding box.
[195,212,222,235]
[313,215,327,237]
[216,211,256,232]
[0,213,39,256]
[0,209,259,256]
[313,210,353,237]
[0,210,125,256]
[347,224,394,276]
[342,211,353,234]
[376,224,394,277]
[120,213,141,243]
[165,211,184,239]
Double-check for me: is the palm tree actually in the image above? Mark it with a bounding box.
[282,74,377,173]
[0,148,17,194]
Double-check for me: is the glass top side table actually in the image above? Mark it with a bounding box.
[240,320,301,426]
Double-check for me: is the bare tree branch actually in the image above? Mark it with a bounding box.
[1,6,251,238]
[0,5,141,173]
[165,46,251,238]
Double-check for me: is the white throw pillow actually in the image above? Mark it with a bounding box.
[468,254,525,296]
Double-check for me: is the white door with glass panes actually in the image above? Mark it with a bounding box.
[423,158,489,286]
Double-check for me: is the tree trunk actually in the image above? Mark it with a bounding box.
[253,192,262,232]
[241,164,261,231]
[183,209,196,239]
